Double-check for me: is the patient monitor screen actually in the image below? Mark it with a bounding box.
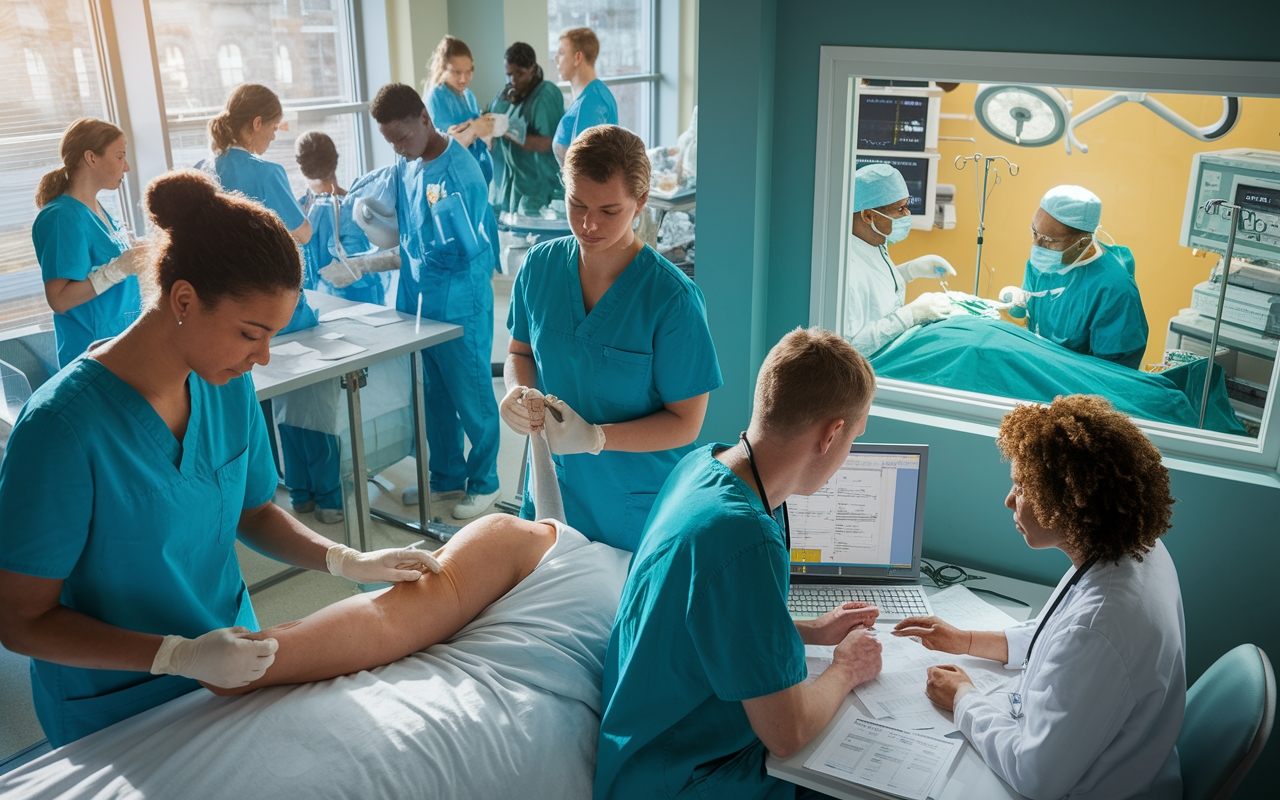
[857,94,929,152]
[786,450,921,571]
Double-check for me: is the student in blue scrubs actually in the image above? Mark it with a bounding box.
[595,329,884,800]
[1001,185,1148,369]
[552,27,618,166]
[503,125,721,551]
[326,83,502,520]
[424,36,495,185]
[0,169,438,748]
[33,118,145,368]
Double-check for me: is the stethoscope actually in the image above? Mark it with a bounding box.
[739,432,790,552]
[1023,555,1099,667]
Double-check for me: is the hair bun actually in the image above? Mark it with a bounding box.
[146,169,221,232]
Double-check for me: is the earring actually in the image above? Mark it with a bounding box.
[178,319,183,326]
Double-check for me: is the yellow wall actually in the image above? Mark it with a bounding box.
[893,85,1280,368]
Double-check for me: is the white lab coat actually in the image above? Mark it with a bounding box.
[843,234,911,356]
[954,540,1185,800]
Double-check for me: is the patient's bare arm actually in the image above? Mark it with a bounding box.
[207,515,557,695]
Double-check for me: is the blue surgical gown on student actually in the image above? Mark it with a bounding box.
[595,445,805,800]
[299,191,388,305]
[508,238,722,550]
[392,138,502,495]
[0,359,277,747]
[553,78,619,148]
[1022,243,1148,369]
[32,195,142,368]
[426,83,494,185]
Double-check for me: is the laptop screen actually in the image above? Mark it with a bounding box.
[783,443,928,582]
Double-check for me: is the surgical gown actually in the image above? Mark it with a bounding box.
[508,238,722,550]
[489,80,565,216]
[32,195,142,368]
[553,79,618,149]
[1022,243,1148,369]
[426,83,494,185]
[843,233,911,357]
[955,540,1185,799]
[595,444,804,800]
[391,138,502,495]
[0,358,277,747]
[299,190,388,305]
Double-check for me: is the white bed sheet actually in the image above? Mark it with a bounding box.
[0,523,631,800]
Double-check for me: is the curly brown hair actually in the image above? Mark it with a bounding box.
[996,395,1173,564]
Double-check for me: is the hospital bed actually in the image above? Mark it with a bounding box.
[869,315,1245,435]
[0,525,631,800]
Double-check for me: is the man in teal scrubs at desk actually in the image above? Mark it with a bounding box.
[595,328,885,800]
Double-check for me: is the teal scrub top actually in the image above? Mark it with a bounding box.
[554,79,618,147]
[391,138,500,322]
[0,358,277,746]
[212,147,306,230]
[489,80,565,215]
[299,191,388,305]
[32,195,142,368]
[1022,243,1149,369]
[595,445,805,800]
[508,238,722,550]
[426,83,494,185]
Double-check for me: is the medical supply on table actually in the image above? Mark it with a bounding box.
[325,544,442,583]
[543,395,606,455]
[803,708,961,800]
[955,153,1019,294]
[647,106,698,199]
[150,628,278,688]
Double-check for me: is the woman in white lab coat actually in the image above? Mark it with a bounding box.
[894,394,1185,800]
[843,163,956,356]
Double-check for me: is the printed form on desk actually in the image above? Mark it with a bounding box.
[804,707,961,800]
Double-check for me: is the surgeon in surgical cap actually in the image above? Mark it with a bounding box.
[999,185,1148,369]
[843,163,957,356]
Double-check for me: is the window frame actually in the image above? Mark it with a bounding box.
[811,46,1280,473]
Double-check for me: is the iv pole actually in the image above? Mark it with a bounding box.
[955,154,1019,295]
[1198,199,1241,430]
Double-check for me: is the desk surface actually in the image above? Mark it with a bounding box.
[252,291,462,400]
[766,566,1055,800]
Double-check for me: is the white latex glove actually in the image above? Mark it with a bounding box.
[88,246,150,295]
[899,255,957,281]
[543,395,606,456]
[320,248,401,288]
[904,292,954,325]
[326,544,442,583]
[500,385,546,435]
[999,285,1030,307]
[489,112,510,138]
[150,627,278,689]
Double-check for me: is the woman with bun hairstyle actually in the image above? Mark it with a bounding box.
[0,170,438,747]
[33,118,147,368]
[424,35,495,184]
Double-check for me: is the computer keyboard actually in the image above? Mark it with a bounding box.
[787,585,933,621]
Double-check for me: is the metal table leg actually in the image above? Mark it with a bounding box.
[342,368,371,551]
[410,350,433,528]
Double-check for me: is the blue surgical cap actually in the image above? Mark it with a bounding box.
[1040,185,1102,232]
[853,164,909,213]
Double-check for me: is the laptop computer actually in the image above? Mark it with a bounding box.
[783,443,934,622]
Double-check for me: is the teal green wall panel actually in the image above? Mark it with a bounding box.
[446,0,508,110]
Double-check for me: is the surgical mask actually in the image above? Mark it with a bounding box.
[868,208,911,245]
[1028,236,1092,275]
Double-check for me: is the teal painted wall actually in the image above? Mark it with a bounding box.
[697,1,1280,796]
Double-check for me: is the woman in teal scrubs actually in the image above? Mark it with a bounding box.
[424,35,494,184]
[33,118,145,368]
[504,125,722,551]
[0,169,437,747]
[488,42,565,217]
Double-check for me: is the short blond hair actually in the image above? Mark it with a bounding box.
[560,27,600,65]
[754,328,876,434]
[563,124,650,201]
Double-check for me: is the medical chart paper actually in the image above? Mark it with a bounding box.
[804,708,961,800]
[924,586,1022,631]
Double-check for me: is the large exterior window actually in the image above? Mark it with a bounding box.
[0,0,118,333]
[549,0,655,144]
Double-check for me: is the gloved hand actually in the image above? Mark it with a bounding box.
[319,248,401,288]
[150,627,278,688]
[499,385,546,435]
[88,246,150,295]
[899,255,957,281]
[904,292,954,325]
[543,395,606,456]
[998,285,1029,307]
[489,113,510,138]
[326,544,442,583]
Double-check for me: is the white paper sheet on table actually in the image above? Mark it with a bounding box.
[804,707,961,800]
[270,341,319,357]
[318,302,391,322]
[925,586,1023,631]
[351,312,400,327]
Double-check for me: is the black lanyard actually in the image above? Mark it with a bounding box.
[1024,555,1099,666]
[740,433,789,552]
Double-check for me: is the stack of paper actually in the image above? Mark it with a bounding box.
[804,708,961,800]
